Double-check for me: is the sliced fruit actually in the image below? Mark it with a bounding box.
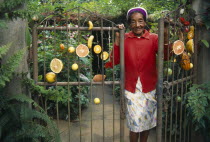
[87,35,94,48]
[45,72,56,83]
[93,74,106,82]
[76,44,89,57]
[50,58,63,73]
[93,45,102,54]
[186,39,194,53]
[100,51,109,60]
[180,52,191,71]
[94,98,100,104]
[88,21,93,30]
[68,46,75,53]
[72,63,78,71]
[60,44,65,50]
[172,40,185,55]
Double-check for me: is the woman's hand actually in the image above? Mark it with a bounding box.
[115,24,125,46]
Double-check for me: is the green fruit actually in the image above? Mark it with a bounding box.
[176,96,182,102]
[164,68,172,76]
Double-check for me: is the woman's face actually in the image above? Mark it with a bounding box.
[129,12,146,36]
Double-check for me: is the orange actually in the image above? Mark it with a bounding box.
[94,45,102,54]
[50,58,63,73]
[100,51,109,60]
[76,44,89,57]
[187,31,194,39]
[180,52,191,70]
[172,40,185,55]
[60,44,65,50]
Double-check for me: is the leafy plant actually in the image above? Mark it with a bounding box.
[186,82,210,141]
[0,43,25,88]
[0,94,61,142]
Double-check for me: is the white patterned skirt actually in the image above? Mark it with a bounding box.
[125,78,157,133]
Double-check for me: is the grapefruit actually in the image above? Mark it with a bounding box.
[50,58,63,73]
[76,44,89,57]
[172,40,185,55]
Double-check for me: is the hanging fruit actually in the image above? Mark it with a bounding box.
[76,44,89,57]
[60,44,65,50]
[172,40,185,55]
[93,45,102,54]
[187,26,194,39]
[45,72,56,83]
[186,39,194,53]
[88,35,94,48]
[68,46,75,53]
[93,74,106,82]
[50,58,63,73]
[180,52,191,71]
[72,63,79,71]
[100,51,109,60]
[88,21,93,30]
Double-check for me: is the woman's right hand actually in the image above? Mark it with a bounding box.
[115,24,125,46]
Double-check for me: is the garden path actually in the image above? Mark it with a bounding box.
[57,85,156,142]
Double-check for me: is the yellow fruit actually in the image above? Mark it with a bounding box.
[94,98,100,104]
[190,26,195,31]
[32,15,39,21]
[100,51,109,60]
[60,44,65,50]
[190,63,193,69]
[180,52,191,71]
[172,40,185,55]
[68,46,75,53]
[186,39,194,53]
[93,74,106,82]
[45,72,56,83]
[88,21,93,30]
[87,35,94,48]
[50,58,63,73]
[93,45,102,54]
[187,31,194,39]
[72,63,78,71]
[76,44,89,57]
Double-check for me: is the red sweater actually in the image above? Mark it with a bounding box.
[105,30,158,93]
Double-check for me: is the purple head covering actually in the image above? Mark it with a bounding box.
[127,7,148,20]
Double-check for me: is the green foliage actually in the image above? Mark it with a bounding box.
[0,94,61,142]
[0,43,25,88]
[186,82,210,132]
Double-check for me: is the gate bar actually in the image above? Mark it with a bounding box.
[156,18,164,142]
[37,27,119,31]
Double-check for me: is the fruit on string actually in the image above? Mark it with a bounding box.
[184,21,190,26]
[179,17,185,24]
[186,39,194,53]
[50,58,63,73]
[180,8,185,14]
[180,52,191,71]
[190,63,193,69]
[187,26,194,40]
[172,40,185,55]
[72,63,78,71]
[68,46,75,53]
[88,21,93,30]
[164,68,173,76]
[76,44,89,57]
[88,35,94,48]
[93,45,102,54]
[100,51,109,60]
[93,74,106,82]
[45,72,56,83]
[60,44,65,50]
[94,98,100,104]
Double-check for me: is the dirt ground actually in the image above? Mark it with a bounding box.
[56,85,156,142]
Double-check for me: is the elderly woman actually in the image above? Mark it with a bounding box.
[105,7,158,142]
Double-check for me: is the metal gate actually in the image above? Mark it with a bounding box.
[32,5,197,142]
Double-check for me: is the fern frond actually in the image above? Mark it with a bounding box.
[0,47,26,88]
[0,42,12,58]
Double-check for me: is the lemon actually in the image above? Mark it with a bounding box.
[72,63,78,71]
[94,98,100,104]
[94,45,102,54]
[50,58,63,73]
[190,63,193,69]
[100,51,109,60]
[68,46,75,53]
[45,72,56,83]
[186,39,194,53]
